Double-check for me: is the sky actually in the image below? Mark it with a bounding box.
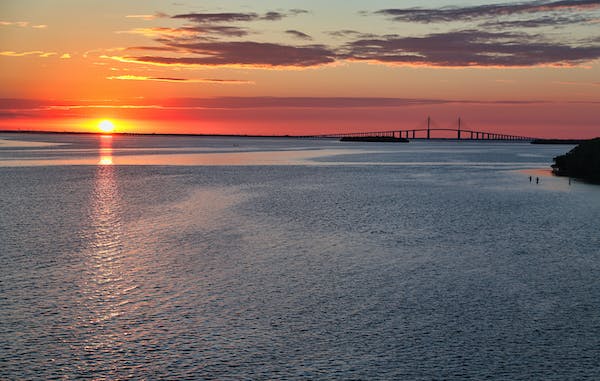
[1,0,599,137]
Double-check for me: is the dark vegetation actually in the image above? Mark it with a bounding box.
[531,139,587,144]
[552,138,600,182]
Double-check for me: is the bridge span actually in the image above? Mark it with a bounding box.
[308,117,537,142]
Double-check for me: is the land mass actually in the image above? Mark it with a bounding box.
[531,139,588,145]
[552,138,600,182]
[340,136,409,143]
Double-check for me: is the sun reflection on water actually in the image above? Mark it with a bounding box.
[80,135,133,345]
[89,165,124,319]
[98,135,113,165]
[98,150,113,166]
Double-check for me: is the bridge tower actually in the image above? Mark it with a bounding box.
[427,116,431,139]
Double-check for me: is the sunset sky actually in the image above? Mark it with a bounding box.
[1,0,599,137]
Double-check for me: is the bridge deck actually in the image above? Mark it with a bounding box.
[309,128,536,141]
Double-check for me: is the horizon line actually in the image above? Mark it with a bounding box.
[1,129,594,142]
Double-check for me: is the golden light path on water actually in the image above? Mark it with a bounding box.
[98,135,113,165]
[80,134,133,355]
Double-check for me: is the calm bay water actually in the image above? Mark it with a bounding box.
[1,133,599,380]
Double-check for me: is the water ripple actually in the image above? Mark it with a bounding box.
[1,139,599,379]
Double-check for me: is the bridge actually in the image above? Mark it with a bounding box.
[308,117,537,141]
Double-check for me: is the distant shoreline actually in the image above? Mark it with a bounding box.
[0,130,310,139]
[531,139,588,145]
[340,136,409,143]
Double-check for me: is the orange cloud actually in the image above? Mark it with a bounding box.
[0,21,29,27]
[125,13,169,21]
[0,21,47,29]
[0,51,56,57]
[106,75,253,84]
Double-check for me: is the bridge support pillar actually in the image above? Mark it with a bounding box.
[427,116,431,139]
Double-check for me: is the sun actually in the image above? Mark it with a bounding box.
[98,119,115,133]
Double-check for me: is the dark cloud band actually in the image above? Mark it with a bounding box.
[344,30,600,67]
[116,3,600,69]
[127,41,335,67]
[171,9,308,23]
[376,0,600,23]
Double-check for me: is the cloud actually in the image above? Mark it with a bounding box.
[290,9,310,16]
[114,8,326,68]
[184,97,452,108]
[375,0,600,23]
[126,14,157,20]
[112,4,599,69]
[480,15,591,28]
[60,53,71,59]
[0,21,29,27]
[124,8,311,39]
[83,47,126,58]
[553,80,600,86]
[115,28,600,69]
[364,1,600,67]
[262,12,285,21]
[327,30,372,39]
[122,25,249,38]
[285,30,312,40]
[0,21,47,29]
[171,10,304,23]
[2,97,577,116]
[106,75,253,84]
[0,51,56,57]
[172,12,260,23]
[184,25,249,37]
[114,41,336,68]
[125,45,185,52]
[126,12,169,20]
[343,30,600,67]
[0,99,48,109]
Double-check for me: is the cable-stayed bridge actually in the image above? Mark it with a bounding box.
[308,117,537,141]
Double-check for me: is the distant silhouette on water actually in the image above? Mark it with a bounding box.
[529,176,532,183]
[536,177,539,184]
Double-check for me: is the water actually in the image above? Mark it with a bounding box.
[1,133,599,380]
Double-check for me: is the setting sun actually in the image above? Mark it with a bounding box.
[99,120,115,133]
